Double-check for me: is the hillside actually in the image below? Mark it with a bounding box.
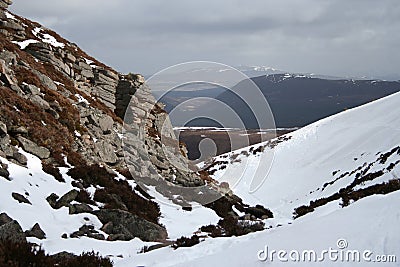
[0,1,272,265]
[188,91,400,266]
[124,91,400,266]
[1,1,399,266]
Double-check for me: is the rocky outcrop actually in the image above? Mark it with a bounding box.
[0,213,26,244]
[93,209,167,242]
[70,224,104,240]
[0,2,209,196]
[0,160,9,180]
[0,0,12,10]
[16,136,50,159]
[11,192,31,204]
[0,1,237,249]
[25,223,46,240]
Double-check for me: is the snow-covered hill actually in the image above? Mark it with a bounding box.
[128,92,400,266]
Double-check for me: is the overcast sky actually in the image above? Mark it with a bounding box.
[10,0,400,79]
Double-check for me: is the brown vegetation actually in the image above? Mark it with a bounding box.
[0,240,113,267]
[67,164,161,224]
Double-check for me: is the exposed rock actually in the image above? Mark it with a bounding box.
[51,251,76,262]
[70,224,105,240]
[46,193,59,208]
[25,223,46,239]
[12,192,31,204]
[93,209,167,242]
[100,221,113,233]
[69,203,93,214]
[11,150,28,165]
[30,94,51,110]
[98,115,114,133]
[17,136,50,159]
[0,161,9,180]
[0,50,17,66]
[0,220,26,244]
[0,20,23,31]
[245,205,273,219]
[8,125,28,135]
[0,134,9,145]
[55,189,79,209]
[0,213,12,226]
[0,121,7,135]
[95,140,117,164]
[21,83,41,95]
[0,0,12,9]
[32,70,58,91]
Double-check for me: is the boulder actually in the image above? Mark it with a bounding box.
[17,136,50,159]
[30,94,51,110]
[69,203,93,214]
[0,162,9,180]
[25,223,46,239]
[55,189,79,209]
[46,193,59,208]
[93,209,167,242]
[70,224,105,240]
[0,220,26,244]
[11,149,28,166]
[12,192,31,204]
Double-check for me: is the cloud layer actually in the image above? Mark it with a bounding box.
[10,0,400,79]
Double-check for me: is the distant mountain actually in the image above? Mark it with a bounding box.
[215,74,400,128]
[158,74,400,128]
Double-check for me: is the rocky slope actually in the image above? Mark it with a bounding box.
[0,0,208,197]
[0,1,271,264]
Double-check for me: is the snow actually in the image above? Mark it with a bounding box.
[54,81,64,86]
[209,91,400,219]
[122,89,400,265]
[1,86,399,266]
[0,151,156,263]
[12,39,39,50]
[144,191,400,267]
[32,27,65,48]
[74,94,90,105]
[5,11,16,20]
[143,186,220,240]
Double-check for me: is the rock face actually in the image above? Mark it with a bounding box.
[0,2,228,246]
[0,2,209,204]
[93,209,168,242]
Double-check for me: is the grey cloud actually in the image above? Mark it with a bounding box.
[9,0,400,79]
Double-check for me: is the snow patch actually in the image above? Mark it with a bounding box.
[12,39,39,50]
[32,27,65,48]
